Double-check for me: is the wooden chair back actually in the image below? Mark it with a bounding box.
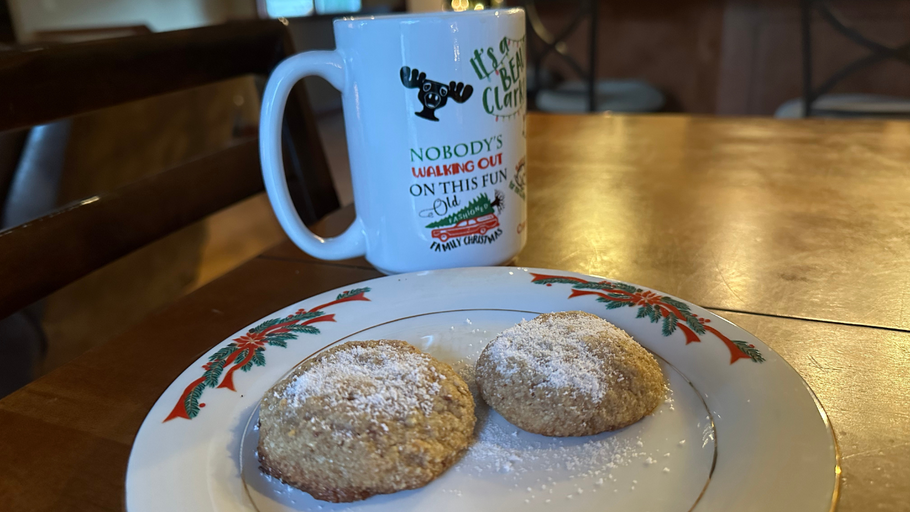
[0,20,338,320]
[801,0,910,117]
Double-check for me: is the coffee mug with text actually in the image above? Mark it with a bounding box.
[260,8,527,274]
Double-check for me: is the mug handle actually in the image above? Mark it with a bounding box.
[260,51,366,260]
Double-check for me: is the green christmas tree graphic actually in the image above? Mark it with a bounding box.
[426,192,500,228]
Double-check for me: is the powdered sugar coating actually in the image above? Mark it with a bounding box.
[475,311,665,437]
[281,342,443,420]
[258,340,475,503]
[482,313,628,402]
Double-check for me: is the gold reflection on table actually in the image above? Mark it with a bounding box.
[521,114,910,330]
[718,311,910,512]
[261,113,910,512]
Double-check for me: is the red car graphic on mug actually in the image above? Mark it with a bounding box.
[431,214,499,242]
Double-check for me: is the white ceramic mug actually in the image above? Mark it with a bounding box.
[260,8,527,274]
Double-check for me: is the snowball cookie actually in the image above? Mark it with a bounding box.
[475,311,664,437]
[258,339,475,503]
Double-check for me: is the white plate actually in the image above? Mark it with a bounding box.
[126,267,839,512]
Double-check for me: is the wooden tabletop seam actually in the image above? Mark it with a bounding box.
[257,252,910,335]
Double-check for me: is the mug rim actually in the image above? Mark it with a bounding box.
[335,7,524,25]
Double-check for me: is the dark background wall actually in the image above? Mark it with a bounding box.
[533,0,910,116]
[7,0,909,116]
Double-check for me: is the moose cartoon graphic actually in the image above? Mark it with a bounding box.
[400,66,473,121]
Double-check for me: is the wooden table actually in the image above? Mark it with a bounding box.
[1,114,907,511]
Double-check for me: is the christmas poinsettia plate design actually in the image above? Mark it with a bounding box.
[126,267,838,512]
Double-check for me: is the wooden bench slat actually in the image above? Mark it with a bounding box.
[0,138,265,319]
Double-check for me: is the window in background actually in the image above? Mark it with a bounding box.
[316,0,362,14]
[261,0,316,17]
[259,0,364,17]
[7,0,257,42]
